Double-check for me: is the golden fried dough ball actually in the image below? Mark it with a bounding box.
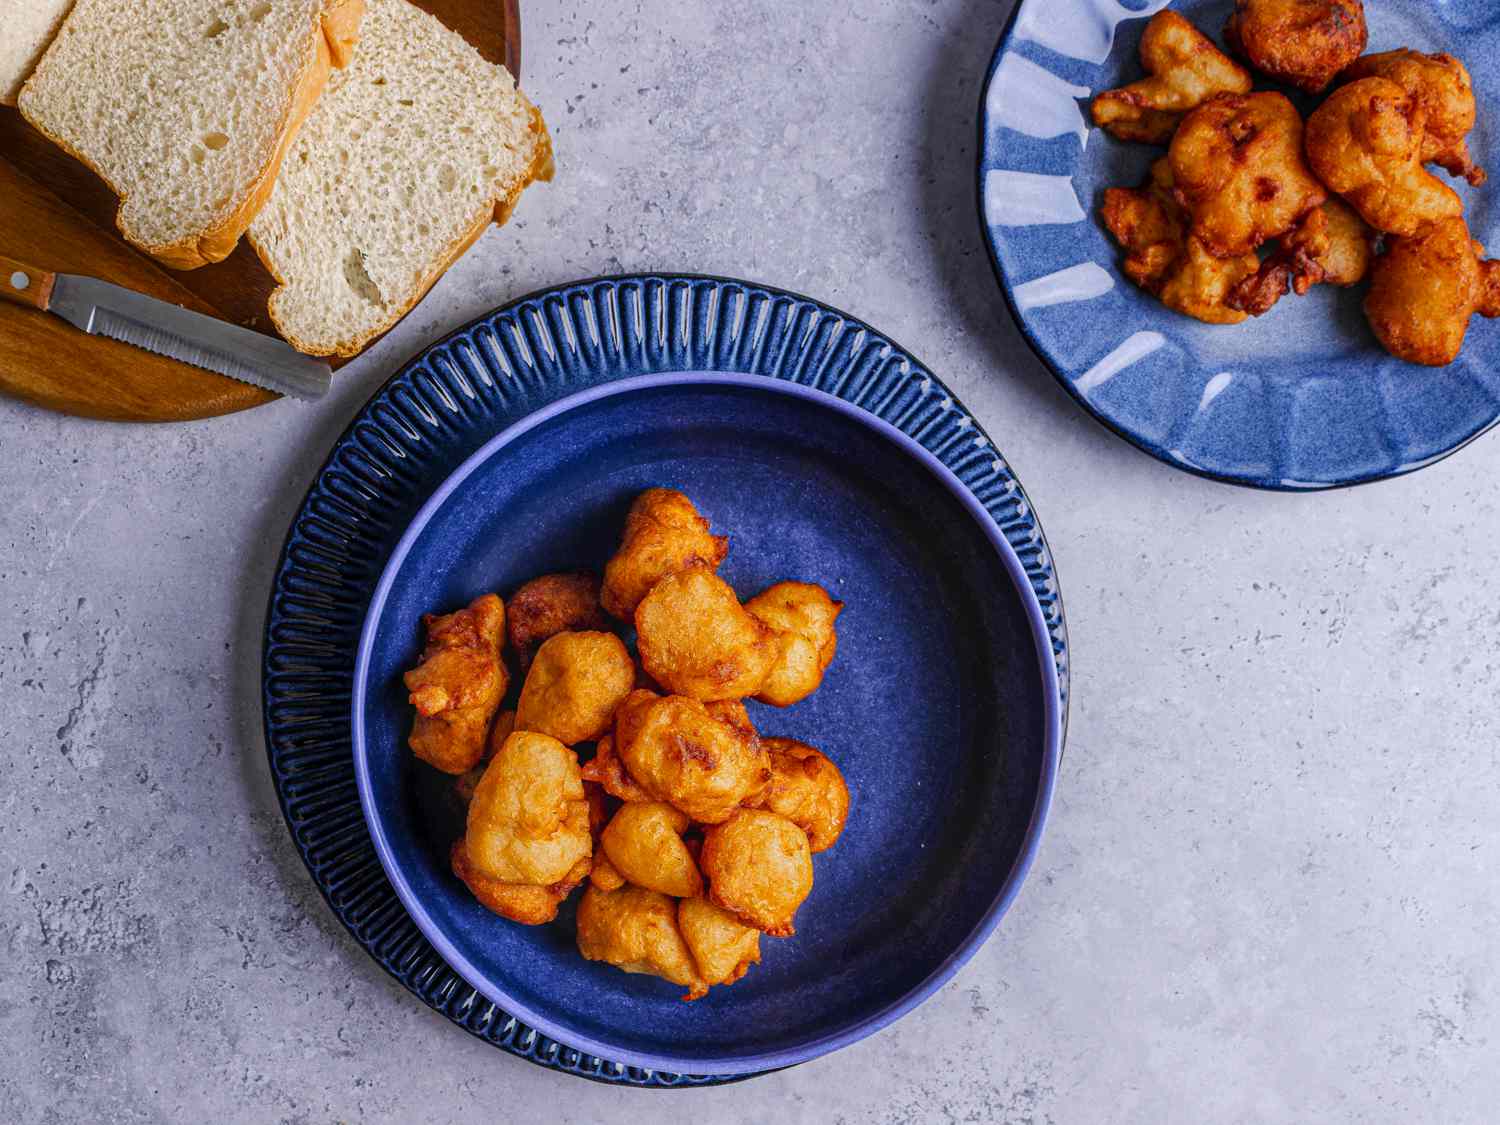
[678,898,761,995]
[576,885,704,997]
[600,802,703,897]
[580,733,654,804]
[1168,92,1327,259]
[451,839,586,926]
[701,809,813,937]
[1344,50,1485,186]
[613,690,773,824]
[705,699,757,739]
[1092,11,1253,145]
[1224,0,1366,94]
[465,731,592,886]
[453,709,516,805]
[635,565,778,701]
[745,582,843,707]
[752,739,850,853]
[515,631,636,745]
[590,849,627,891]
[507,571,608,668]
[601,489,728,620]
[1364,217,1500,367]
[1306,79,1464,237]
[1102,158,1260,324]
[1227,199,1374,317]
[404,594,508,774]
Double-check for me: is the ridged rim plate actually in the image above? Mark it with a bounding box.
[262,273,1071,1086]
[979,0,1500,491]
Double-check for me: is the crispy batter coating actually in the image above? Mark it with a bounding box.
[580,732,654,803]
[1306,78,1464,237]
[451,839,587,926]
[600,801,704,897]
[576,885,704,997]
[1101,158,1259,324]
[751,738,850,853]
[704,699,758,740]
[453,709,516,805]
[678,897,761,997]
[1092,11,1253,145]
[613,690,772,824]
[1228,198,1374,316]
[635,564,778,701]
[404,593,508,774]
[506,571,608,668]
[745,582,843,707]
[589,848,627,891]
[515,631,636,745]
[1364,217,1500,367]
[601,489,728,620]
[1168,92,1327,259]
[464,731,592,886]
[1224,0,1366,94]
[1343,49,1486,186]
[701,809,814,937]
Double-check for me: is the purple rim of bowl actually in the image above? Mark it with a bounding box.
[351,370,1063,1076]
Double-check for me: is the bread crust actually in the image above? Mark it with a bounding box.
[254,100,554,356]
[17,0,365,270]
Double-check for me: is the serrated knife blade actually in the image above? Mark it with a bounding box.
[43,273,331,402]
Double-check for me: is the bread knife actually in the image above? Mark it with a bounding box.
[0,252,330,402]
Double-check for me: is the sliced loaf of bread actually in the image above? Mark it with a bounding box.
[18,0,364,269]
[0,0,75,105]
[247,0,552,356]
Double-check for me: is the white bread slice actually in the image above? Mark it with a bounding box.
[17,0,364,269]
[247,0,553,357]
[1,0,75,105]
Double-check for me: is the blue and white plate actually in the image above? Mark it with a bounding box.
[980,0,1500,490]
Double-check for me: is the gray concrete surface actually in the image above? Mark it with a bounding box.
[2,1,1497,1121]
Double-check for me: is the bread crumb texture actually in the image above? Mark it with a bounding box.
[248,0,553,356]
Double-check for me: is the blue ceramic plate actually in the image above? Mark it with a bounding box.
[980,0,1500,490]
[262,274,1069,1085]
[351,373,1062,1075]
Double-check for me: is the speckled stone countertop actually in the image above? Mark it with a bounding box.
[2,2,1496,1121]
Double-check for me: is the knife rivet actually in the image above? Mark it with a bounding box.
[8,272,27,291]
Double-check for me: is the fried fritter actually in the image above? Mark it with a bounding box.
[745,582,843,708]
[1092,10,1253,145]
[678,897,761,997]
[1227,199,1373,316]
[515,631,636,745]
[576,885,705,998]
[1224,0,1367,94]
[1364,216,1500,367]
[465,730,592,886]
[601,489,728,620]
[1306,78,1464,237]
[600,801,703,897]
[635,564,778,702]
[612,690,772,824]
[404,593,508,774]
[507,571,608,668]
[1343,49,1485,186]
[589,848,628,891]
[580,732,654,804]
[751,738,850,853]
[453,709,516,805]
[1101,158,1260,324]
[1168,92,1327,258]
[451,839,587,926]
[701,809,814,937]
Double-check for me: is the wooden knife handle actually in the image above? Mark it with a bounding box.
[0,253,55,311]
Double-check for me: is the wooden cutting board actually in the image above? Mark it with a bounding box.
[0,0,522,422]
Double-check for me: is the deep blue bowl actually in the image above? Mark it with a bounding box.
[351,372,1062,1075]
[980,0,1500,490]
